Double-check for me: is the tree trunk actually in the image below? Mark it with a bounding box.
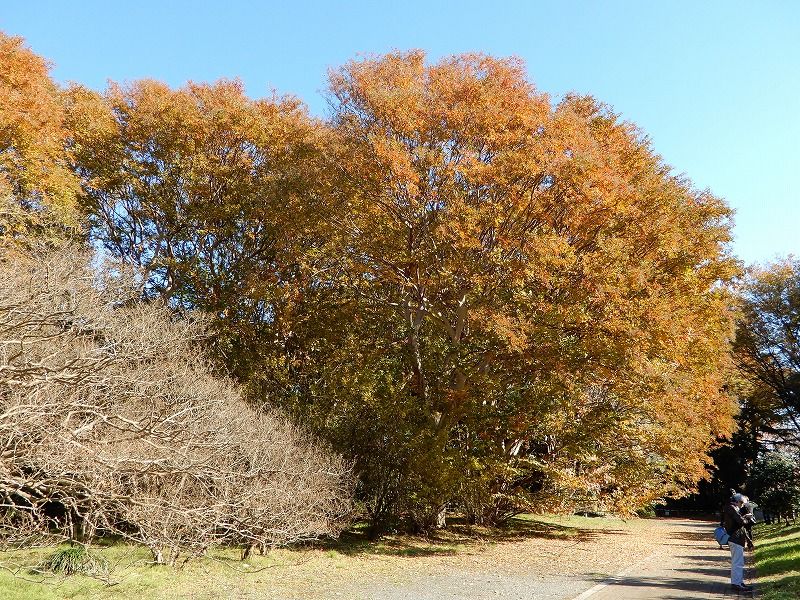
[434,505,447,529]
[242,544,256,560]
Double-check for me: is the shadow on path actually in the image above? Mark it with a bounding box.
[298,515,624,558]
[586,520,755,599]
[592,574,751,599]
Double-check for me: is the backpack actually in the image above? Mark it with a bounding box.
[714,525,730,546]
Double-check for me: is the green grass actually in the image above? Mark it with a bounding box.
[521,513,649,531]
[755,522,800,600]
[0,542,297,600]
[41,545,109,577]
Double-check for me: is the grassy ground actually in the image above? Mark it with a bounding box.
[0,515,651,600]
[754,522,800,600]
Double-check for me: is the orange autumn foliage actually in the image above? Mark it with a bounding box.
[325,51,740,517]
[0,32,79,247]
[65,78,332,375]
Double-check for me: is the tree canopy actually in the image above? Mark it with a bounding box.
[0,32,79,247]
[311,51,740,524]
[66,78,333,376]
[4,36,743,535]
[735,259,800,448]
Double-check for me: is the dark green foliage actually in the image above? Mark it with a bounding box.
[747,452,800,516]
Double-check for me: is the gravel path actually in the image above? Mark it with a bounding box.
[329,519,742,600]
[579,520,757,600]
[3,517,748,599]
[342,571,594,599]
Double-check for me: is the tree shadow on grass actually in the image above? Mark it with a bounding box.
[448,515,619,544]
[754,540,799,561]
[755,553,800,578]
[759,573,800,600]
[500,515,631,539]
[297,515,624,559]
[754,523,800,598]
[285,528,459,559]
[757,523,800,538]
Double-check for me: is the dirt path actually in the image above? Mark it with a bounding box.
[326,519,751,600]
[572,520,756,600]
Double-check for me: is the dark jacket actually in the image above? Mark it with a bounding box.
[740,504,755,543]
[723,501,747,546]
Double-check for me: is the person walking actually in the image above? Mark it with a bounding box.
[723,492,752,592]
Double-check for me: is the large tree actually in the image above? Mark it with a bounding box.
[70,50,741,532]
[315,51,739,524]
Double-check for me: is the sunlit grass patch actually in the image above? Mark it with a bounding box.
[755,522,800,600]
[519,513,650,532]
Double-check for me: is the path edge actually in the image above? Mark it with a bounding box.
[569,551,660,600]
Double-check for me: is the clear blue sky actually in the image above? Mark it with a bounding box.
[3,1,797,265]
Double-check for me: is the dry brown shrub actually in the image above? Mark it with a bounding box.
[0,248,353,565]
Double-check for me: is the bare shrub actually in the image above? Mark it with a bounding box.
[0,248,353,565]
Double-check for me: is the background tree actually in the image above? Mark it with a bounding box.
[747,451,800,520]
[0,32,79,248]
[66,78,332,380]
[735,259,800,448]
[664,260,800,513]
[665,391,771,512]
